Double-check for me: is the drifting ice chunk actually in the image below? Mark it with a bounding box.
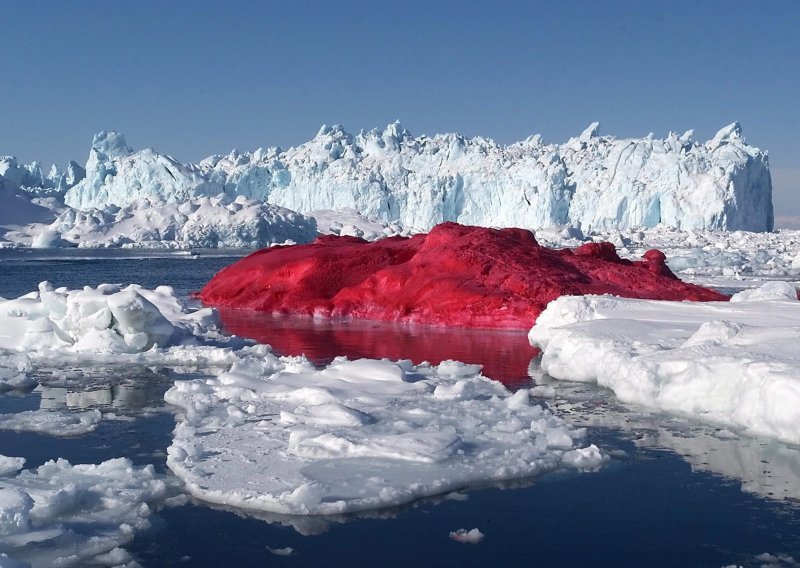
[199,223,725,330]
[0,457,169,567]
[0,282,218,354]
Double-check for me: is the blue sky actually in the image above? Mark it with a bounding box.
[2,1,799,215]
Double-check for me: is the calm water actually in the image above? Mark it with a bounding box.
[1,248,800,567]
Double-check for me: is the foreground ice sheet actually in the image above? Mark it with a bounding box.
[0,456,170,568]
[529,282,800,445]
[165,356,604,516]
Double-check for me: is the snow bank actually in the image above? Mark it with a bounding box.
[200,223,725,330]
[63,122,772,233]
[38,194,317,249]
[0,282,218,355]
[0,456,170,567]
[165,355,605,516]
[529,283,800,444]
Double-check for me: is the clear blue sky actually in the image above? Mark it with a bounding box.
[2,1,799,215]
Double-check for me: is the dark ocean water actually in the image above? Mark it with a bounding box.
[1,248,799,568]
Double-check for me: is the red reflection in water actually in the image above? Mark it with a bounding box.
[218,309,539,388]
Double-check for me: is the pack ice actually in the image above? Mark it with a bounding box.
[0,456,170,568]
[165,355,605,516]
[59,122,772,233]
[529,282,800,445]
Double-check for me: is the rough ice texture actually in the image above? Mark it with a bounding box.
[0,155,84,198]
[63,121,773,232]
[0,282,218,355]
[199,223,726,330]
[528,282,800,445]
[0,457,168,567]
[166,355,604,516]
[43,194,317,248]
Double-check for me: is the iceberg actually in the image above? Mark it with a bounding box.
[63,121,773,232]
[199,223,726,330]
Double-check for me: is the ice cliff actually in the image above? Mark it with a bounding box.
[63,122,773,232]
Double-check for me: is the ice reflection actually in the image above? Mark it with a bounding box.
[528,359,800,504]
[218,309,537,387]
[32,366,179,414]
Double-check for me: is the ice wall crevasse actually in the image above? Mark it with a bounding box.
[62,122,773,232]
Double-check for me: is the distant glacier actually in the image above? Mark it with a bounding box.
[4,121,774,236]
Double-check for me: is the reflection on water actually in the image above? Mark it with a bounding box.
[218,309,538,388]
[31,366,178,414]
[527,359,800,505]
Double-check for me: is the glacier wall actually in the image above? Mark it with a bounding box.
[63,122,773,232]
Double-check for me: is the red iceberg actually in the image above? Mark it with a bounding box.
[199,222,727,330]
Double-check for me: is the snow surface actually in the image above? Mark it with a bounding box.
[166,355,605,516]
[0,456,171,568]
[61,122,772,233]
[529,283,800,445]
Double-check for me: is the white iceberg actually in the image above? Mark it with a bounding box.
[165,355,605,516]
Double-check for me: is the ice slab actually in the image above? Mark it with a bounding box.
[529,283,800,445]
[166,355,605,516]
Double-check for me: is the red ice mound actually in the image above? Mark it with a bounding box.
[199,222,727,330]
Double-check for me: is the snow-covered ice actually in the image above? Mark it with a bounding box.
[0,282,218,355]
[40,195,317,249]
[529,282,800,445]
[165,355,605,516]
[59,122,771,233]
[0,456,170,567]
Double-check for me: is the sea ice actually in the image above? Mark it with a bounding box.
[529,282,800,445]
[165,355,605,516]
[0,410,101,437]
[0,282,219,355]
[0,457,171,567]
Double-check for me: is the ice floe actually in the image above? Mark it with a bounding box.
[0,282,218,356]
[0,410,101,437]
[0,456,171,567]
[529,282,800,445]
[165,355,605,516]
